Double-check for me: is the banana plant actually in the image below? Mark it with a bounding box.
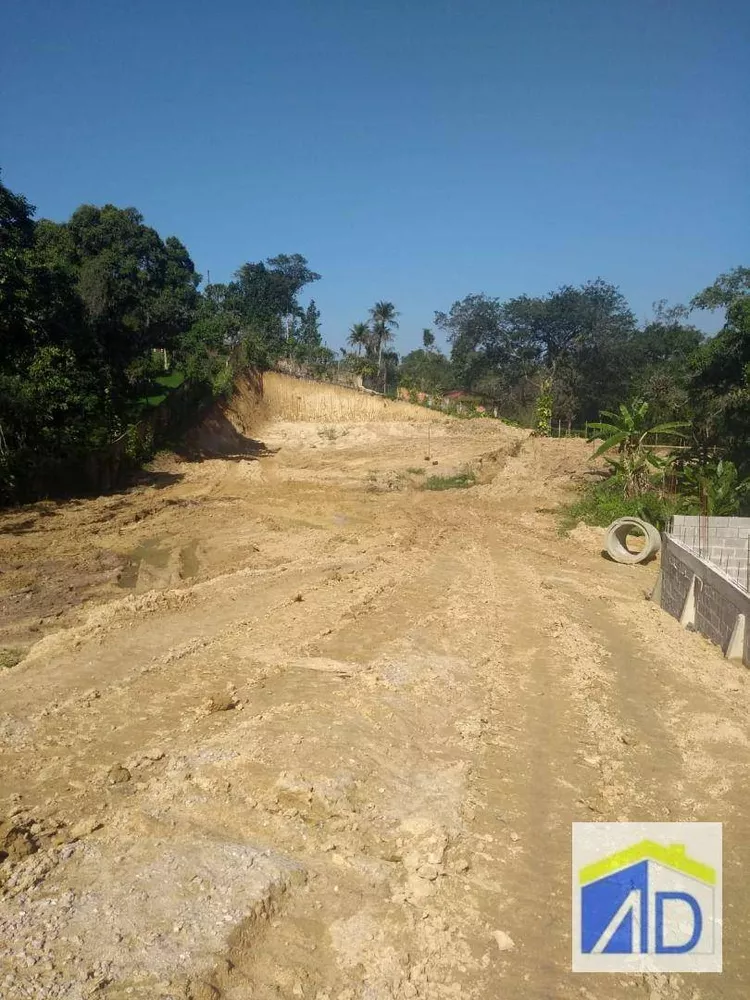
[588,399,688,497]
[680,459,750,516]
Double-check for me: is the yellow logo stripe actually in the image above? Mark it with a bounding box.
[579,840,715,886]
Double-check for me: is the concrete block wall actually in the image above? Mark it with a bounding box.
[669,515,750,590]
[660,536,750,666]
[660,538,696,619]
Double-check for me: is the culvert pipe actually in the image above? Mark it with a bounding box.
[605,517,661,564]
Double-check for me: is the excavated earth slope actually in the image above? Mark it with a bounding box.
[1,376,749,999]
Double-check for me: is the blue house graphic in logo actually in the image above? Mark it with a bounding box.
[579,840,716,959]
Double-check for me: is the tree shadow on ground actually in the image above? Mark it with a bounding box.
[0,469,186,524]
[174,411,278,463]
[126,469,186,489]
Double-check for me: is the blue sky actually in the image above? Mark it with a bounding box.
[3,0,748,351]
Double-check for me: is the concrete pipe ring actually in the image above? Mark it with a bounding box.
[605,517,661,564]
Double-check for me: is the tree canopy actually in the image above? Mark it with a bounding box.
[0,173,325,500]
[2,171,747,505]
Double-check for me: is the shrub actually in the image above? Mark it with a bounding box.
[0,647,24,670]
[559,475,680,533]
[423,470,477,491]
[123,423,155,463]
[679,460,750,516]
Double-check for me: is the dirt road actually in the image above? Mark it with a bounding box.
[1,386,749,999]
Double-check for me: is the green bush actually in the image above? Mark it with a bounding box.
[123,423,155,463]
[678,460,750,516]
[0,647,24,670]
[559,475,680,533]
[423,470,477,491]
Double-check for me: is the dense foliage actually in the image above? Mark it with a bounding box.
[2,171,747,510]
[0,175,324,500]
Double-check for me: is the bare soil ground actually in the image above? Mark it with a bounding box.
[1,379,749,999]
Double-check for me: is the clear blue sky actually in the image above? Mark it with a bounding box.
[3,0,748,351]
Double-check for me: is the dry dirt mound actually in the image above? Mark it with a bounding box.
[179,371,270,459]
[484,435,597,503]
[262,371,447,423]
[179,371,447,460]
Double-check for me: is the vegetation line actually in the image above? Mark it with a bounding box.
[1,171,747,512]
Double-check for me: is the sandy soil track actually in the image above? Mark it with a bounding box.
[1,388,749,999]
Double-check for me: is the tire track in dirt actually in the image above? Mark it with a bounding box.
[2,424,750,999]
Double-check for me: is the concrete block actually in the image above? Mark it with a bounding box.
[716,527,740,538]
[727,614,747,662]
[660,536,750,666]
[679,575,697,627]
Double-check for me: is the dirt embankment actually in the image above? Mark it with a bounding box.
[0,374,501,654]
[2,381,748,1000]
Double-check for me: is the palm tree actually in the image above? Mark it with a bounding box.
[588,399,688,497]
[369,301,400,367]
[347,322,371,356]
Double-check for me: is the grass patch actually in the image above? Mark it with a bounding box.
[140,392,167,407]
[558,476,680,534]
[0,647,24,670]
[422,470,477,491]
[406,466,425,475]
[318,426,346,441]
[154,370,185,390]
[135,369,186,409]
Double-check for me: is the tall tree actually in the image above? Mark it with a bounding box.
[265,254,321,297]
[689,266,750,470]
[399,348,452,395]
[298,299,322,352]
[435,293,521,392]
[42,204,201,380]
[628,302,704,424]
[227,254,320,363]
[347,321,371,356]
[369,301,400,367]
[437,281,637,431]
[0,174,37,355]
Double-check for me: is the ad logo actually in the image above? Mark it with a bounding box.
[572,823,722,972]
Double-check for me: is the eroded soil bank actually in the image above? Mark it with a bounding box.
[1,399,748,999]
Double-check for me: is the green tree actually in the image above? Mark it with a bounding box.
[369,301,400,368]
[0,179,115,489]
[437,281,637,430]
[347,321,372,356]
[624,301,705,424]
[501,280,637,433]
[435,293,515,391]
[225,254,321,364]
[265,254,321,297]
[0,173,38,355]
[689,267,750,471]
[422,328,435,350]
[297,299,322,355]
[399,348,452,395]
[28,204,201,403]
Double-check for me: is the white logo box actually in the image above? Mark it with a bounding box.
[572,822,722,973]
